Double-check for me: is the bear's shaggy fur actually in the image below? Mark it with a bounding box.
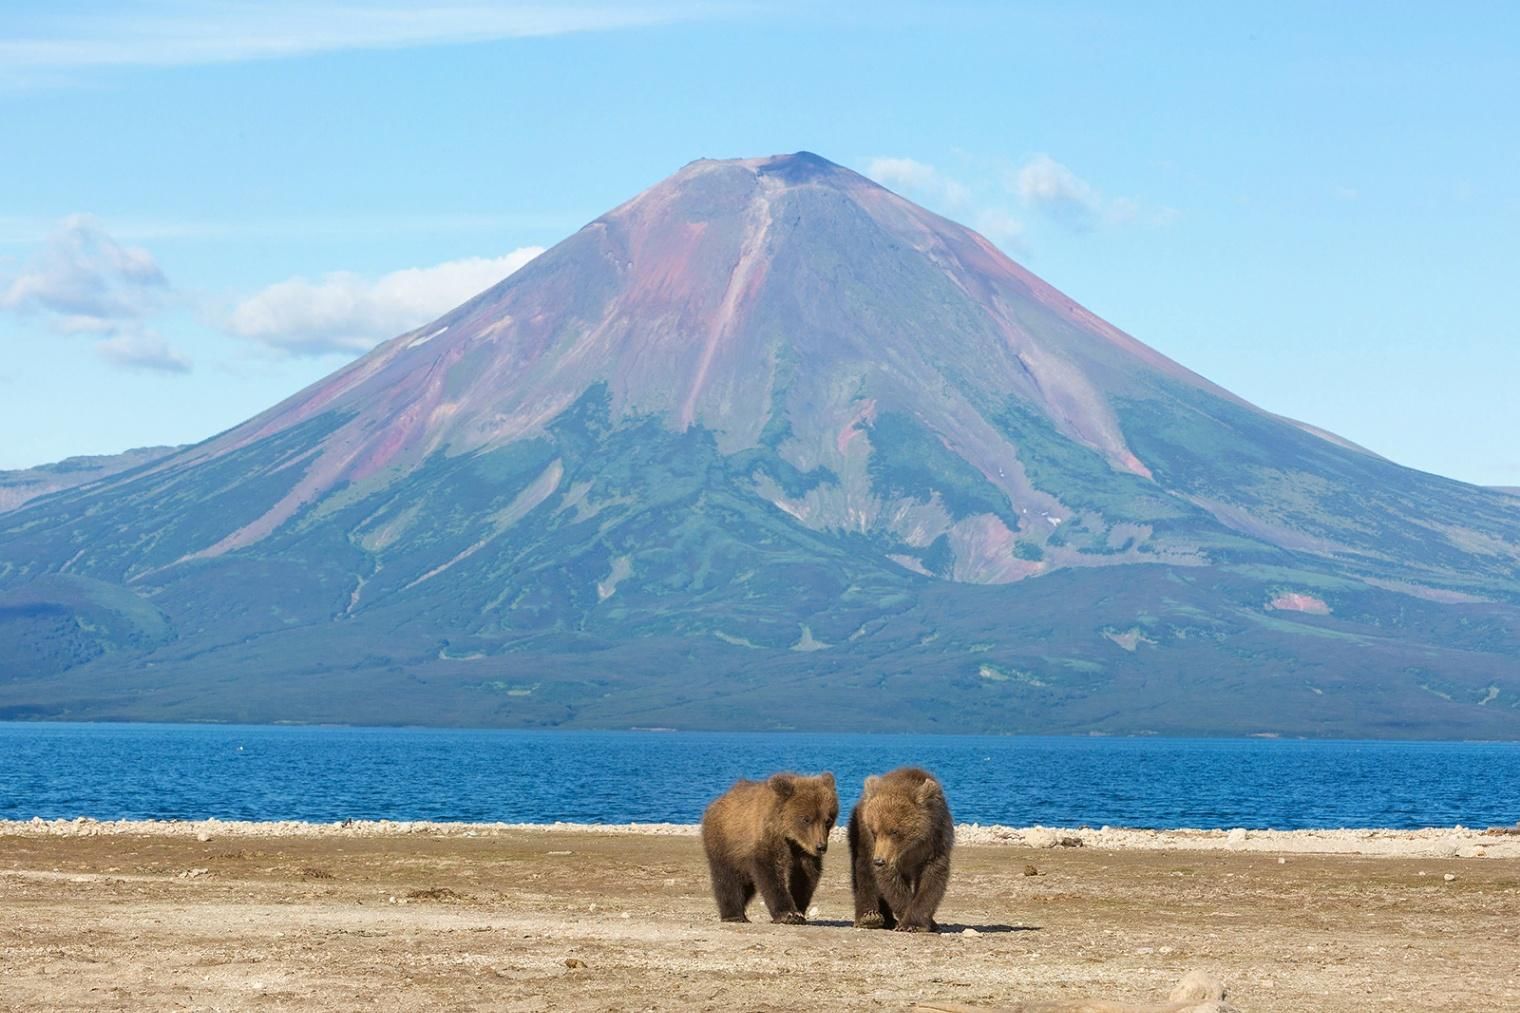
[701,771,839,924]
[848,766,954,932]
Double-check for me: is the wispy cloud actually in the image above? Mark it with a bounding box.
[0,214,194,372]
[97,331,192,373]
[1015,154,1103,228]
[865,151,1175,246]
[226,247,544,356]
[969,208,1024,247]
[1012,154,1177,231]
[866,155,1025,250]
[1,214,549,370]
[1,213,166,328]
[1,2,717,83]
[865,157,972,208]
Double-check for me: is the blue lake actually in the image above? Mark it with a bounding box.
[1,722,1517,829]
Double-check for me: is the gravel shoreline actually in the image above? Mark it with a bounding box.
[6,820,1520,1009]
[5,816,1518,858]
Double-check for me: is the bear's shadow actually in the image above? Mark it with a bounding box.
[806,919,1037,934]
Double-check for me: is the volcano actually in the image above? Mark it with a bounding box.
[3,152,1519,736]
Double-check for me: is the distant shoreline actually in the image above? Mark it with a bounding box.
[5,817,1517,859]
[5,719,1520,743]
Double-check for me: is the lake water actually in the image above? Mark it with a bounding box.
[1,722,1516,829]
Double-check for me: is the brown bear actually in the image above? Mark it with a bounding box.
[848,766,953,932]
[700,771,838,924]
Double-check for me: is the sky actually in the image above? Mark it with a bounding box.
[2,2,1517,486]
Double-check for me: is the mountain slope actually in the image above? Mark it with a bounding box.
[0,445,181,514]
[2,153,1518,736]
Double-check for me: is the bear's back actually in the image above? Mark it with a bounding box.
[702,779,776,852]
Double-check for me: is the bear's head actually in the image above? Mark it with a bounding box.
[859,774,944,871]
[768,772,838,857]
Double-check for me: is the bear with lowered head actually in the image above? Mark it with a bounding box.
[848,766,953,932]
[700,771,838,924]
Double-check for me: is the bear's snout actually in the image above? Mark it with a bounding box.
[873,856,886,868]
[817,841,828,854]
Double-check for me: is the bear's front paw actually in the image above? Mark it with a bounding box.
[774,911,807,925]
[893,921,932,933]
[854,912,885,929]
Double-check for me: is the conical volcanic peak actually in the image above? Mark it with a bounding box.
[177,149,1207,567]
[755,150,850,182]
[677,151,861,186]
[3,153,1520,737]
[42,152,1520,594]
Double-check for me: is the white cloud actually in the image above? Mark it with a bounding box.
[866,156,972,208]
[865,156,938,189]
[866,151,1175,248]
[1015,154,1103,228]
[227,247,544,356]
[97,332,192,373]
[1,214,166,324]
[1011,154,1171,231]
[1,3,713,83]
[1016,154,1099,207]
[971,209,1025,248]
[866,156,1024,250]
[0,214,193,372]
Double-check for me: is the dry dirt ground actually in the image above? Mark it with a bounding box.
[2,825,1518,1011]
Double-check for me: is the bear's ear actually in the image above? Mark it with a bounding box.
[818,772,836,788]
[768,773,795,798]
[862,775,880,797]
[917,777,943,803]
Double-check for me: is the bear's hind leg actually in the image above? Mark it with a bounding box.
[708,860,752,922]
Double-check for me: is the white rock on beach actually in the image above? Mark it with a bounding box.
[3,818,1519,861]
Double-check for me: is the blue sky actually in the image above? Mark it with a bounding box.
[2,2,1517,485]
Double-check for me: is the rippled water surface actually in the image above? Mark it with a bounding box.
[2,723,1517,828]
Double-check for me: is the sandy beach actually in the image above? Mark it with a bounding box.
[3,819,1519,1011]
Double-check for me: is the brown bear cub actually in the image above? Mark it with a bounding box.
[701,772,838,924]
[848,766,954,932]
